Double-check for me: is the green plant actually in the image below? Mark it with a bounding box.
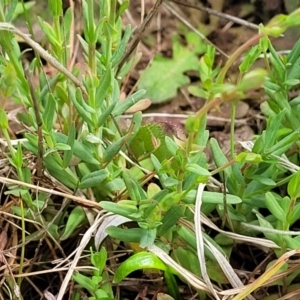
[2,0,300,299]
[72,247,116,300]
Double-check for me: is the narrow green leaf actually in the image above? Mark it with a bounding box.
[63,122,76,168]
[103,136,126,164]
[159,206,184,236]
[97,102,117,127]
[269,40,286,82]
[42,94,56,131]
[95,68,112,109]
[73,272,96,291]
[265,192,286,222]
[288,170,300,199]
[290,202,300,224]
[122,169,147,203]
[116,1,130,19]
[63,7,72,42]
[79,169,108,189]
[210,138,232,178]
[69,87,93,126]
[186,163,211,176]
[262,110,285,151]
[164,136,179,156]
[60,206,86,240]
[111,25,131,67]
[44,155,78,189]
[127,112,143,145]
[112,90,146,116]
[266,131,298,156]
[100,201,139,219]
[106,227,142,243]
[287,36,300,65]
[256,214,281,245]
[164,271,181,300]
[55,132,99,165]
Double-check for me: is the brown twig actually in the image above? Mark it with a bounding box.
[169,0,259,30]
[117,0,163,74]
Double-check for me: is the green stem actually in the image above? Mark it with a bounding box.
[17,199,26,290]
[230,102,237,159]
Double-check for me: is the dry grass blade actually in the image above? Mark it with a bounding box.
[195,184,255,300]
[94,214,132,250]
[168,0,259,30]
[194,183,220,300]
[232,249,300,300]
[198,212,279,249]
[56,211,111,300]
[0,176,101,209]
[117,0,163,72]
[204,238,255,300]
[148,244,221,295]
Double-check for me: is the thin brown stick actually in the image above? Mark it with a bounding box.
[117,0,163,73]
[23,61,44,177]
[169,0,259,30]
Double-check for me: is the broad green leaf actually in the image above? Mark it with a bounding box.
[173,247,201,277]
[114,252,167,283]
[138,37,199,103]
[139,228,156,248]
[188,86,208,99]
[206,259,230,284]
[60,206,86,240]
[130,123,171,162]
[10,1,35,21]
[91,247,107,274]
